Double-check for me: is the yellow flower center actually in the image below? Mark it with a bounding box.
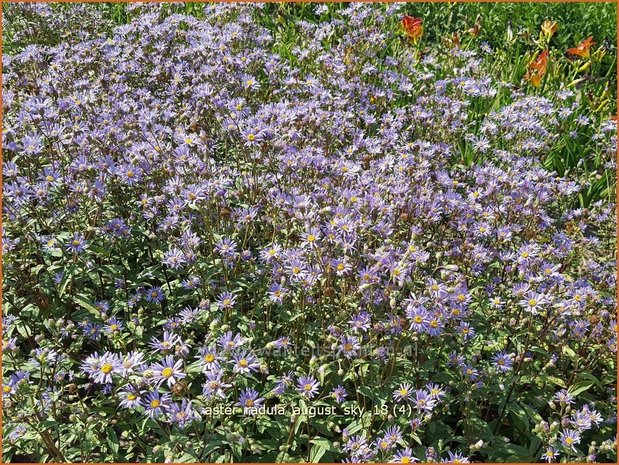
[204,354,215,363]
[247,134,255,141]
[239,359,248,368]
[150,399,160,408]
[162,367,173,378]
[101,363,113,374]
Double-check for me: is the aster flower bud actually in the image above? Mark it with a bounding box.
[470,440,484,451]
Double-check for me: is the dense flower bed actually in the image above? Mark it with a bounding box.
[2,3,617,463]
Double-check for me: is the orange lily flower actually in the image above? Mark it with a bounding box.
[525,49,549,88]
[567,36,595,59]
[468,16,482,37]
[402,15,423,42]
[541,20,558,40]
[449,32,461,49]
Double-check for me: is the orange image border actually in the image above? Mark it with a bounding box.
[0,0,616,464]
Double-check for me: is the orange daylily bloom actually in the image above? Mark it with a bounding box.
[451,32,461,49]
[567,36,595,59]
[402,15,423,42]
[525,49,549,88]
[468,24,481,37]
[541,20,558,39]
[468,17,482,37]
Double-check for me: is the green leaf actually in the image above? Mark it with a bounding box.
[74,293,100,317]
[310,437,337,451]
[545,376,566,388]
[562,345,577,358]
[106,426,119,454]
[58,264,76,297]
[309,437,332,462]
[39,420,58,432]
[568,380,595,397]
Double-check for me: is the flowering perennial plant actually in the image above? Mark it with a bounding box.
[2,3,617,463]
